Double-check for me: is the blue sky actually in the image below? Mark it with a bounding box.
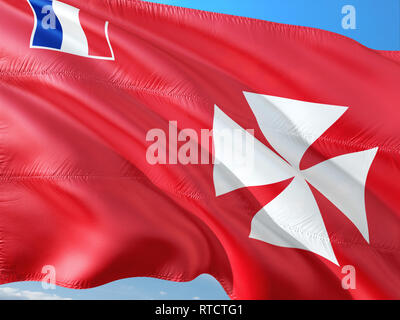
[1,0,399,300]
[0,274,229,300]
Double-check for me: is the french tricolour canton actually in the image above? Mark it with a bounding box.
[27,0,114,60]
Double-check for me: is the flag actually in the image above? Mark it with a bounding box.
[0,0,399,299]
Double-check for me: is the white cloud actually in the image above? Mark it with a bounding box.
[192,296,200,300]
[159,291,167,295]
[0,287,71,300]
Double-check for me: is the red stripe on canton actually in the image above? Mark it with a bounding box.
[79,10,111,58]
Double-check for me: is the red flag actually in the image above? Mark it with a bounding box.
[0,0,400,299]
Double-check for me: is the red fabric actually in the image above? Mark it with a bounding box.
[0,0,400,299]
[79,10,112,58]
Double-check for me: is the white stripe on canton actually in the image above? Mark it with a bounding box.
[52,0,89,56]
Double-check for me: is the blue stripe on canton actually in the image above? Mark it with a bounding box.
[29,0,63,49]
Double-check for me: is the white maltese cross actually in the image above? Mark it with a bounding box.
[213,92,378,265]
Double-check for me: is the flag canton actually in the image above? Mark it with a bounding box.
[28,0,63,49]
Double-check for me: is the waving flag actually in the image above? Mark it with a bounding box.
[0,0,400,299]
